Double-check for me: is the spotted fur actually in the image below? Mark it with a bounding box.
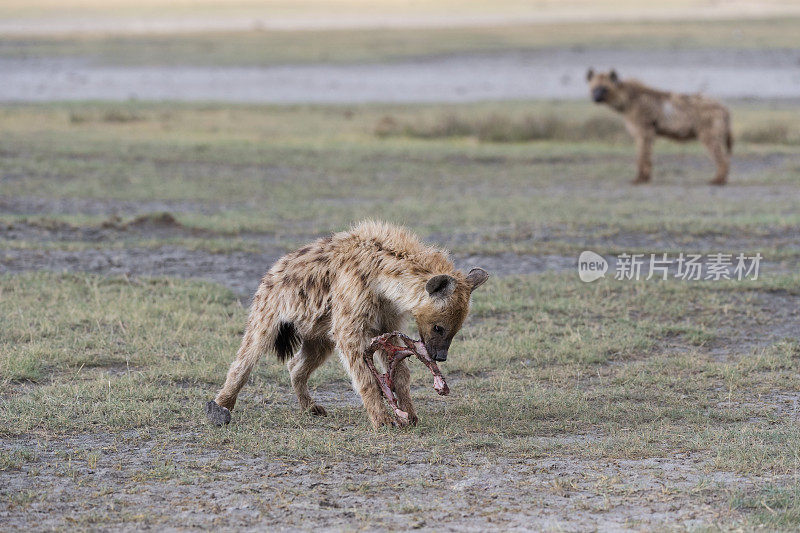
[210,220,488,428]
[587,68,732,185]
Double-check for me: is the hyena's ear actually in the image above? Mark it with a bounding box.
[466,268,489,292]
[609,69,619,83]
[426,274,456,299]
[586,68,594,82]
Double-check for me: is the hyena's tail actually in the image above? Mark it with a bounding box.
[274,321,302,362]
[207,312,299,425]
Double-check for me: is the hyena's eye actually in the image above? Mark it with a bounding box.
[433,325,445,336]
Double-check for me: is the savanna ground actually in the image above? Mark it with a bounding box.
[2,3,800,531]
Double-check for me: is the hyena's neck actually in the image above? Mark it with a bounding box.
[374,274,427,315]
[610,93,632,113]
[611,100,629,113]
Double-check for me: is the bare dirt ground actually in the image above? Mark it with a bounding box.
[3,48,800,103]
[0,432,766,531]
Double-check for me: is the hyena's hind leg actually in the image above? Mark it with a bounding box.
[206,319,279,426]
[701,129,730,186]
[288,338,334,416]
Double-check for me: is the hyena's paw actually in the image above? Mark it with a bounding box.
[370,411,397,430]
[308,404,328,417]
[205,400,231,426]
[398,402,418,426]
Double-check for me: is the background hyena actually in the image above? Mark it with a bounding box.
[206,220,488,429]
[587,68,733,185]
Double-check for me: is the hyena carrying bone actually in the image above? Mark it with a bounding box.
[364,331,450,427]
[205,220,488,429]
[587,68,732,185]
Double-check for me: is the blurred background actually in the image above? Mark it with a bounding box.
[2,0,798,295]
[4,0,800,102]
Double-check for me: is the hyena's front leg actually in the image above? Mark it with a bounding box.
[337,334,395,429]
[330,288,396,428]
[381,355,418,426]
[287,338,333,416]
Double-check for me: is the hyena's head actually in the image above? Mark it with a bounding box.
[414,268,489,362]
[586,68,623,106]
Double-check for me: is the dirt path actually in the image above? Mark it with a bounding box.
[4,48,800,103]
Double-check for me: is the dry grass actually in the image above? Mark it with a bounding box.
[375,111,628,143]
[739,123,799,145]
[2,97,800,528]
[375,110,800,146]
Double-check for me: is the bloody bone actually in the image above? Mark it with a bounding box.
[363,331,449,427]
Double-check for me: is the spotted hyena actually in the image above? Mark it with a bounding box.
[205,220,489,429]
[587,68,732,185]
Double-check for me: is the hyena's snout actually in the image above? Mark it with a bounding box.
[424,338,451,362]
[592,86,608,103]
[431,348,448,362]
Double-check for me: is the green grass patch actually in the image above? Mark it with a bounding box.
[732,482,800,529]
[3,271,799,467]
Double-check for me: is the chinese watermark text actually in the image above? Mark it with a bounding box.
[578,251,762,282]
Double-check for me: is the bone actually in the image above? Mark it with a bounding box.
[364,331,450,427]
[433,375,448,395]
